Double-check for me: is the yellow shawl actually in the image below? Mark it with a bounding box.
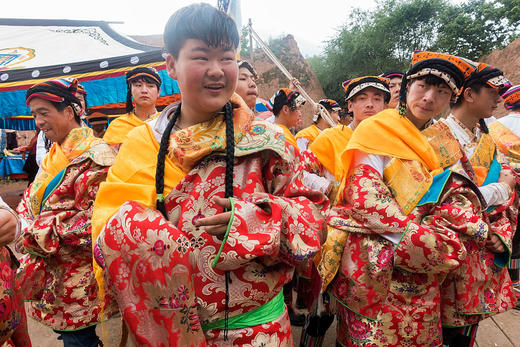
[102,112,159,145]
[295,124,320,143]
[309,125,353,180]
[341,109,441,178]
[277,124,298,148]
[28,127,102,216]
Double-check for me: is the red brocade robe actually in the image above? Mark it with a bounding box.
[329,165,485,347]
[93,100,328,346]
[0,247,30,346]
[16,135,117,331]
[439,117,518,327]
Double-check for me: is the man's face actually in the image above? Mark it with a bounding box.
[31,98,76,144]
[130,79,160,109]
[166,39,238,117]
[388,77,402,109]
[468,86,501,119]
[235,67,258,110]
[406,79,452,122]
[348,87,386,123]
[283,105,303,128]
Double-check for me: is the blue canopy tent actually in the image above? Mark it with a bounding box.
[0,18,180,130]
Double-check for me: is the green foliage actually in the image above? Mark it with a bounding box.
[240,26,250,58]
[311,0,520,103]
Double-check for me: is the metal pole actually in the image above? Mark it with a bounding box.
[248,18,253,60]
[247,23,336,127]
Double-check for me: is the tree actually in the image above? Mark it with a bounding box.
[309,0,520,102]
[240,26,250,58]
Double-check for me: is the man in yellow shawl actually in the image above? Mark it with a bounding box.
[318,51,490,346]
[268,88,306,150]
[16,78,117,346]
[103,66,161,149]
[306,76,390,185]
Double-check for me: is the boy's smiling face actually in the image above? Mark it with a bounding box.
[166,39,238,119]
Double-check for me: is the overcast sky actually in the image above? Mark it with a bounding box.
[2,0,379,57]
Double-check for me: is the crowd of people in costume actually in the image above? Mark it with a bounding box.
[0,3,519,347]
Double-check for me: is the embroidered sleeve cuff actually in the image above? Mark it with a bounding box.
[492,231,511,268]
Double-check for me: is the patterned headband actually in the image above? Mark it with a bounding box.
[502,85,520,110]
[465,63,511,93]
[268,88,306,111]
[343,76,390,101]
[26,78,80,106]
[126,67,162,86]
[238,60,258,79]
[380,71,404,79]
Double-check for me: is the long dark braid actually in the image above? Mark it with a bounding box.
[478,118,489,134]
[154,102,235,339]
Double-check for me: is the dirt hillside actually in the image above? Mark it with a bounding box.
[482,37,520,118]
[247,34,326,129]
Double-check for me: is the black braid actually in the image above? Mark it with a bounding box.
[222,101,234,340]
[478,118,489,134]
[223,102,234,199]
[125,83,133,113]
[155,104,181,218]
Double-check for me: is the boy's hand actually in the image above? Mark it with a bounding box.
[498,169,516,190]
[195,197,232,240]
[0,209,16,247]
[486,233,505,253]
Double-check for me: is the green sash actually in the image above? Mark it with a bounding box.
[201,290,285,331]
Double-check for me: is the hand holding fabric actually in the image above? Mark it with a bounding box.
[196,196,232,240]
[486,233,506,253]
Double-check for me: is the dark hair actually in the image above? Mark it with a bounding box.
[164,3,239,59]
[82,93,88,109]
[451,81,489,107]
[409,74,449,89]
[272,91,299,116]
[451,81,492,133]
[126,76,161,112]
[129,75,160,88]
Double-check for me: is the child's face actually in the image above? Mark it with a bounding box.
[166,39,238,117]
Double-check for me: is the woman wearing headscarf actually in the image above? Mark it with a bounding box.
[103,67,162,150]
